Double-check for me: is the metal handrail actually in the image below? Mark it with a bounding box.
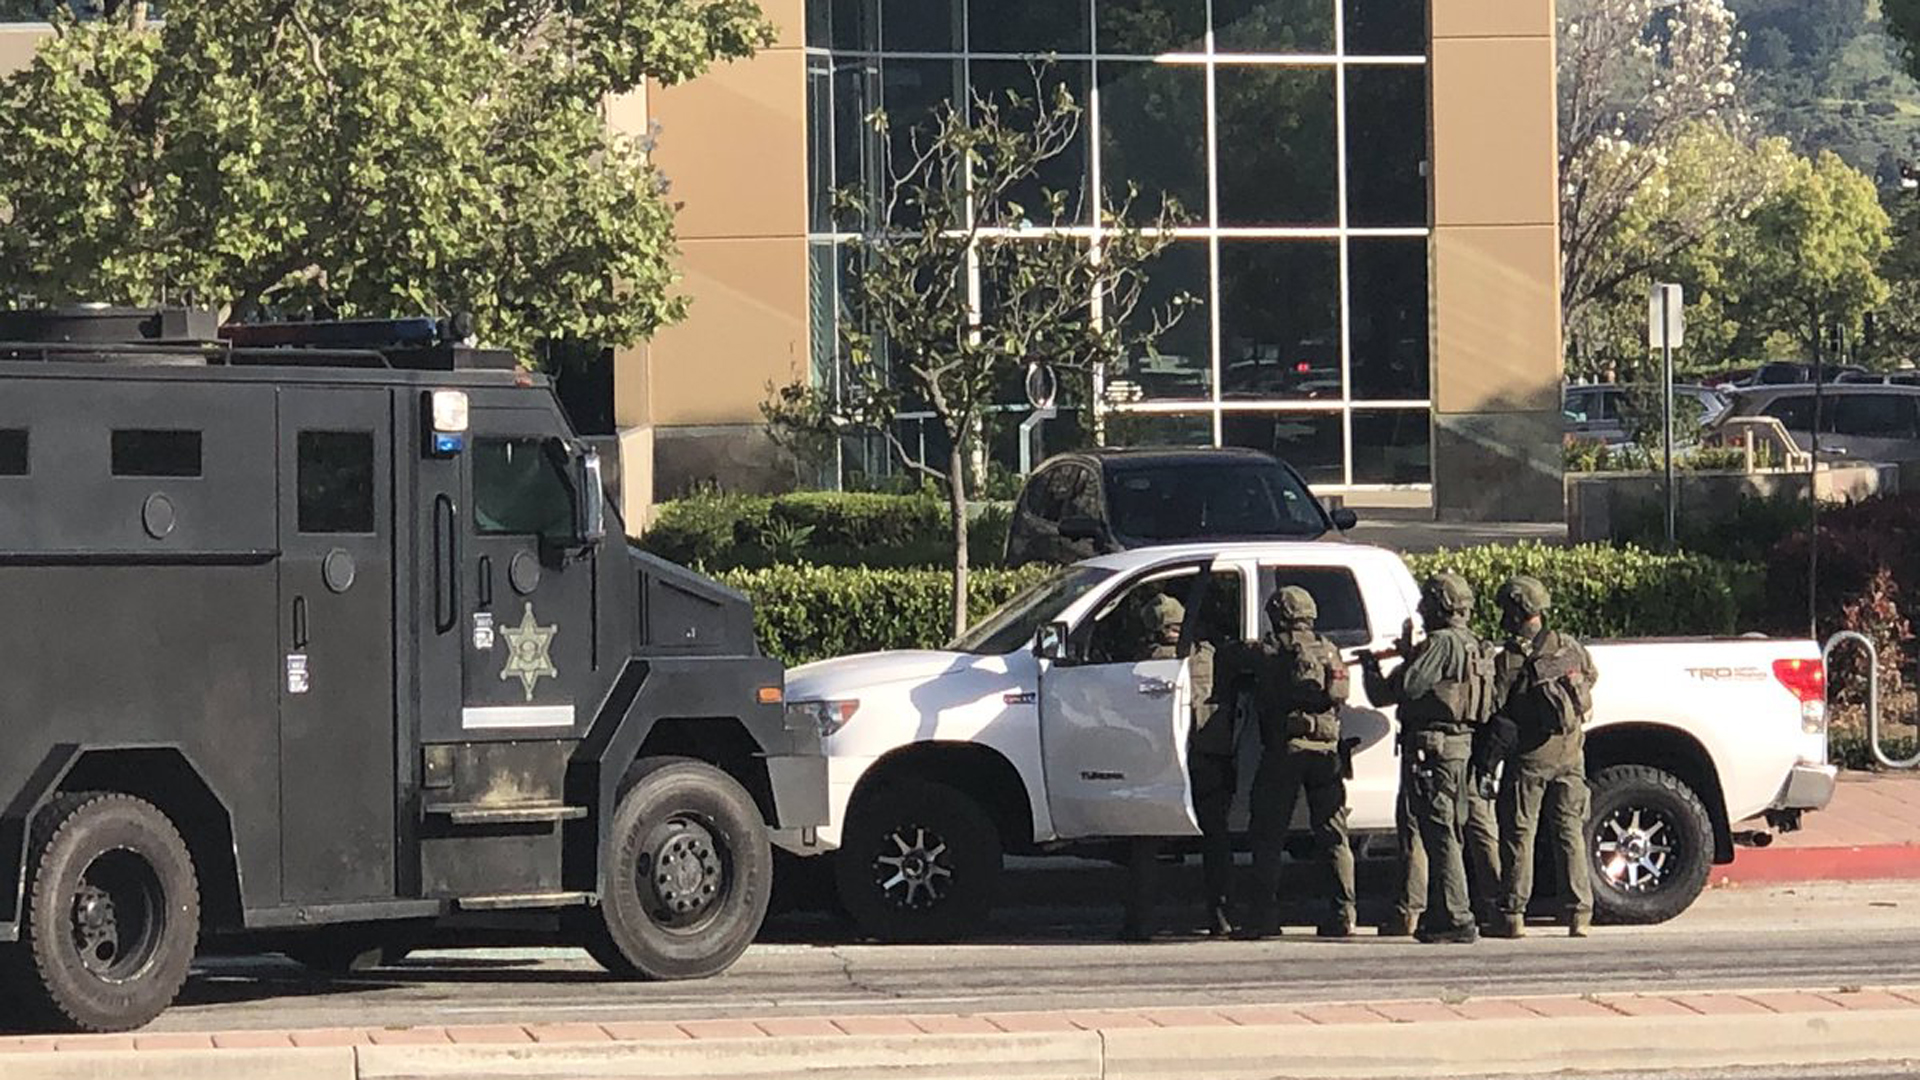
[1825,631,1920,769]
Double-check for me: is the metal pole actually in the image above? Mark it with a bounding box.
[1662,288,1676,550]
[1808,327,1826,638]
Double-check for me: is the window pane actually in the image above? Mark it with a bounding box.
[1213,0,1335,53]
[1097,0,1207,53]
[1108,463,1327,539]
[1765,397,1813,430]
[1098,61,1207,218]
[969,0,1089,54]
[1343,0,1426,55]
[1263,566,1369,644]
[297,431,375,534]
[808,57,834,232]
[812,0,876,49]
[1215,66,1337,226]
[1219,240,1340,401]
[0,429,25,476]
[1830,395,1918,438]
[1345,65,1428,226]
[969,60,1091,225]
[881,58,964,226]
[882,0,957,51]
[1112,241,1211,401]
[1104,411,1214,447]
[1222,410,1343,485]
[474,438,573,539]
[1350,409,1429,484]
[1347,236,1429,400]
[832,59,880,229]
[112,430,202,478]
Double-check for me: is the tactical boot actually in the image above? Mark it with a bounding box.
[1414,923,1480,945]
[1316,915,1354,939]
[1568,912,1591,938]
[1206,901,1237,939]
[1483,914,1526,939]
[1234,910,1282,941]
[1376,911,1416,938]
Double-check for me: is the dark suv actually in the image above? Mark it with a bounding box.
[1004,447,1353,567]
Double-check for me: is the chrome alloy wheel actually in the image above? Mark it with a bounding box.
[871,826,953,911]
[1594,806,1676,892]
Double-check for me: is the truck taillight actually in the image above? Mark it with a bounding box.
[1772,658,1826,702]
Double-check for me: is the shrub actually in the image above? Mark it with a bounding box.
[1406,543,1761,641]
[641,491,1013,571]
[1612,493,1812,565]
[718,564,1055,666]
[1764,494,1920,704]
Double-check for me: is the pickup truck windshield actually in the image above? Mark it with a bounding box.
[950,566,1116,655]
[1106,464,1326,541]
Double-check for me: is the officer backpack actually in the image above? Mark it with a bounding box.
[1281,635,1348,742]
[1520,632,1593,734]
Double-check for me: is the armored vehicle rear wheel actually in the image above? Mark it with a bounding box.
[833,781,1002,943]
[8,793,199,1032]
[1587,765,1713,925]
[583,759,771,980]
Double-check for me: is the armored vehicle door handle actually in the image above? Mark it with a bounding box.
[293,596,309,649]
[1137,677,1175,697]
[434,495,458,633]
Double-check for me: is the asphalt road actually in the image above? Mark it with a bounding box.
[148,879,1920,1034]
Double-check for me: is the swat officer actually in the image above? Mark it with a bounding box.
[1237,586,1356,939]
[1120,592,1238,939]
[1486,576,1598,938]
[1361,573,1495,944]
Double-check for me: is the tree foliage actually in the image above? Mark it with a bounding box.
[764,72,1188,633]
[1880,0,1920,82]
[0,1,775,356]
[1728,149,1892,352]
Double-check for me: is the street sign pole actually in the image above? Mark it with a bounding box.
[1649,283,1683,550]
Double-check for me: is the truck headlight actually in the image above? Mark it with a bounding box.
[787,699,859,739]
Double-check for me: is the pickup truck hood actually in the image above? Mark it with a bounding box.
[787,650,983,699]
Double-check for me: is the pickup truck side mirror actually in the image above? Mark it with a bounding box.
[1058,516,1103,543]
[1034,621,1071,663]
[1329,508,1358,531]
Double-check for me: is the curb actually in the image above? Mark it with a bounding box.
[0,1047,353,1080]
[1717,843,1920,885]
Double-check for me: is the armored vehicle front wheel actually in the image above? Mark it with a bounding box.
[4,792,200,1032]
[583,758,771,980]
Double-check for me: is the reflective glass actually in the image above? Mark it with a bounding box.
[808,58,834,232]
[1111,241,1210,402]
[880,58,964,225]
[1214,66,1337,226]
[1213,0,1335,53]
[969,60,1092,225]
[832,59,881,227]
[969,0,1090,54]
[1098,61,1207,219]
[1221,411,1343,485]
[882,0,958,52]
[1343,0,1426,56]
[1347,237,1429,400]
[297,432,376,534]
[1345,65,1428,227]
[1096,0,1207,54]
[1350,409,1430,484]
[1102,411,1215,448]
[1218,240,1340,401]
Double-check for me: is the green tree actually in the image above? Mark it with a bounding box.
[0,1,775,357]
[765,74,1188,634]
[1884,0,1920,79]
[1727,150,1892,354]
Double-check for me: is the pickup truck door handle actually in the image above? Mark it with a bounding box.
[1137,677,1175,697]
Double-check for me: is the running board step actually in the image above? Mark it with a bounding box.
[457,891,594,911]
[424,801,588,826]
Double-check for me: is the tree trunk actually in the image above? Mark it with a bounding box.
[947,440,970,638]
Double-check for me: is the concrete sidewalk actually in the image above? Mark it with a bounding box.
[6,986,1920,1079]
[1719,771,1920,885]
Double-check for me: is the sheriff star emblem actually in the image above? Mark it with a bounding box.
[500,603,558,701]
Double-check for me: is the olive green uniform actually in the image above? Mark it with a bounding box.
[1493,626,1597,926]
[1233,602,1355,936]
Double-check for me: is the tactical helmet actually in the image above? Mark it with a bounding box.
[1420,572,1475,618]
[1141,593,1186,634]
[1496,575,1551,618]
[1267,585,1318,627]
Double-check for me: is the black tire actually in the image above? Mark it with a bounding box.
[833,780,1002,943]
[1587,764,1713,925]
[583,758,771,980]
[7,793,200,1032]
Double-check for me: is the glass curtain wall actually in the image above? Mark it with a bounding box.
[806,0,1431,490]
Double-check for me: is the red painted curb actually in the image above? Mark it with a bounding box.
[1716,844,1920,885]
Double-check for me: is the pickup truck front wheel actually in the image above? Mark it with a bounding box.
[1586,765,1713,925]
[834,781,1001,943]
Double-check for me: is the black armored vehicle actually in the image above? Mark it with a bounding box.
[0,309,826,1032]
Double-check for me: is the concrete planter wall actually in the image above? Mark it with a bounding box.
[1566,464,1900,545]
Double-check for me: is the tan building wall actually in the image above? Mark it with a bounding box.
[1428,0,1565,520]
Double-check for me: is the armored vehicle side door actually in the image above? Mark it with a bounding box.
[276,388,397,903]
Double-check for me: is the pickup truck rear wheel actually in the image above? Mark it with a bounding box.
[834,781,1001,943]
[1586,765,1713,925]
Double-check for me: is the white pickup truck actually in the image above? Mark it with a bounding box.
[784,542,1836,942]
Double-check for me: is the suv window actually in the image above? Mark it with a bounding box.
[474,437,572,539]
[1062,466,1101,520]
[1022,464,1078,523]
[1830,395,1917,439]
[1260,565,1370,647]
[1107,463,1324,541]
[1763,396,1815,430]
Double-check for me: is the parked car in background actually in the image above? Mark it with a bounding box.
[1004,448,1353,568]
[1719,384,1920,464]
[1835,370,1920,387]
[1563,383,1730,446]
[1745,361,1869,386]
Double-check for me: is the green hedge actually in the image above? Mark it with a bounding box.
[718,564,1054,666]
[1408,543,1762,641]
[721,544,1759,666]
[642,491,1010,571]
